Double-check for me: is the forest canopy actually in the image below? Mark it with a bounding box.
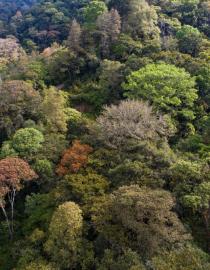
[0,0,210,269]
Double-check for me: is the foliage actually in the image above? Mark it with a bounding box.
[67,19,82,50]
[97,249,146,270]
[0,0,210,268]
[152,245,210,270]
[176,25,202,56]
[92,185,190,258]
[44,201,83,269]
[95,100,170,148]
[0,157,37,237]
[40,87,68,134]
[22,259,56,270]
[24,193,55,232]
[56,140,93,176]
[83,0,107,29]
[126,0,160,42]
[60,169,109,205]
[0,80,41,139]
[12,128,44,158]
[123,63,198,132]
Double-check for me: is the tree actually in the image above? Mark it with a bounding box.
[123,63,198,129]
[125,0,160,41]
[99,59,124,89]
[0,140,18,159]
[44,202,83,269]
[0,80,41,138]
[60,170,109,205]
[37,133,67,163]
[92,185,190,258]
[95,100,170,149]
[33,159,53,185]
[97,249,146,270]
[108,0,130,18]
[0,157,37,237]
[176,25,202,56]
[0,185,10,236]
[45,47,86,85]
[83,0,108,29]
[97,8,121,56]
[12,128,44,158]
[152,245,210,270]
[17,1,69,50]
[22,259,56,270]
[0,37,25,64]
[109,8,121,43]
[183,182,210,251]
[56,140,93,176]
[40,87,68,134]
[196,64,210,108]
[168,159,207,192]
[97,59,125,104]
[107,142,174,188]
[197,1,210,37]
[67,19,82,50]
[24,193,55,233]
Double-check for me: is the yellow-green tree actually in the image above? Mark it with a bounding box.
[45,202,83,269]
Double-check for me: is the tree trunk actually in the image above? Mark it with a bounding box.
[0,202,12,239]
[8,188,16,235]
[202,208,210,252]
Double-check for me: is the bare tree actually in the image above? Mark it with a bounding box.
[67,19,81,50]
[96,100,170,148]
[97,8,121,56]
[109,8,121,42]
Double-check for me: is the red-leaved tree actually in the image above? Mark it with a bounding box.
[56,140,93,176]
[0,157,38,238]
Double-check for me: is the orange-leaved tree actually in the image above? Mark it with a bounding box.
[0,157,38,238]
[56,140,93,176]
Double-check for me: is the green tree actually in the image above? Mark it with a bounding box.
[12,128,44,158]
[83,0,107,29]
[123,63,198,131]
[46,47,86,85]
[196,65,210,107]
[40,87,68,134]
[22,259,56,270]
[108,141,174,188]
[97,249,146,270]
[37,133,67,163]
[126,0,160,41]
[33,159,54,187]
[168,159,207,195]
[176,25,202,56]
[0,140,18,158]
[152,245,210,270]
[92,185,190,258]
[97,59,125,104]
[44,202,83,269]
[24,193,55,233]
[60,170,109,205]
[183,182,210,251]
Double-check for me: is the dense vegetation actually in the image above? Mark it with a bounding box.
[0,0,210,269]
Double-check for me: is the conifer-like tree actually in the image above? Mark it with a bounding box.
[67,19,81,50]
[97,8,121,56]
